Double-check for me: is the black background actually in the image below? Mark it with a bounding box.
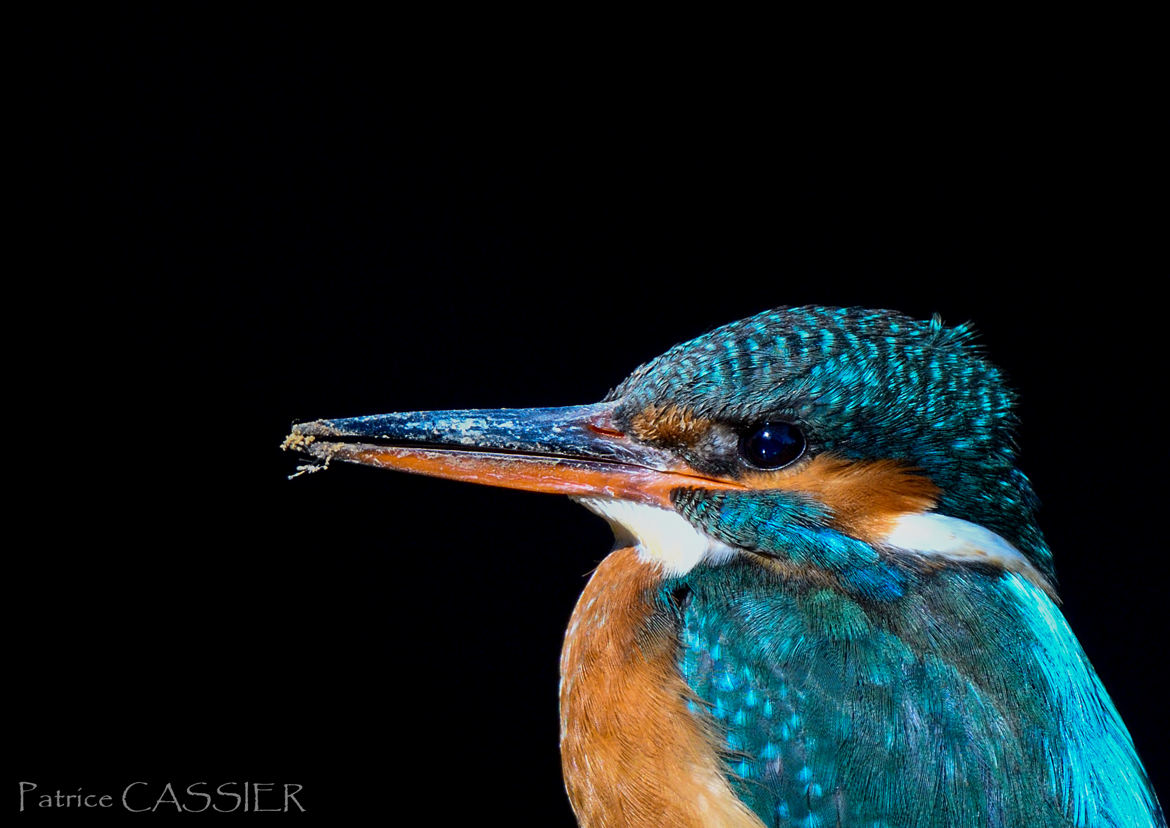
[14,15,1164,823]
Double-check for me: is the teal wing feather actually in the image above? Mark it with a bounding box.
[673,561,1165,828]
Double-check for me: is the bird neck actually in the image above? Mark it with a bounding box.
[558,546,764,828]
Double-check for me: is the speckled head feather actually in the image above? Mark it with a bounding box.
[607,306,1051,579]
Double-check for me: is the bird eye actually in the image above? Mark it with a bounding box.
[739,422,805,469]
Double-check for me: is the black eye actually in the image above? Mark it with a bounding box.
[739,422,805,469]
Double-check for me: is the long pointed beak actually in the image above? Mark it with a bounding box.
[282,402,740,506]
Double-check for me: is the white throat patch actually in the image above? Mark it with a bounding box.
[572,497,737,577]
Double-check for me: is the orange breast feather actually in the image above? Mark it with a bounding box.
[558,547,765,828]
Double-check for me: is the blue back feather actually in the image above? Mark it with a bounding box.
[669,560,1163,827]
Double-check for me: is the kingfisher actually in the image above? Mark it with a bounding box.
[284,306,1164,827]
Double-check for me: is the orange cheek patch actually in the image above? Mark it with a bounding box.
[742,455,940,542]
[628,404,713,448]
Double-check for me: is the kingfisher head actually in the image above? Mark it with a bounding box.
[284,306,1051,594]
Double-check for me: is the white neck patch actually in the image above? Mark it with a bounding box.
[882,512,1026,565]
[572,497,737,577]
[882,511,1054,594]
